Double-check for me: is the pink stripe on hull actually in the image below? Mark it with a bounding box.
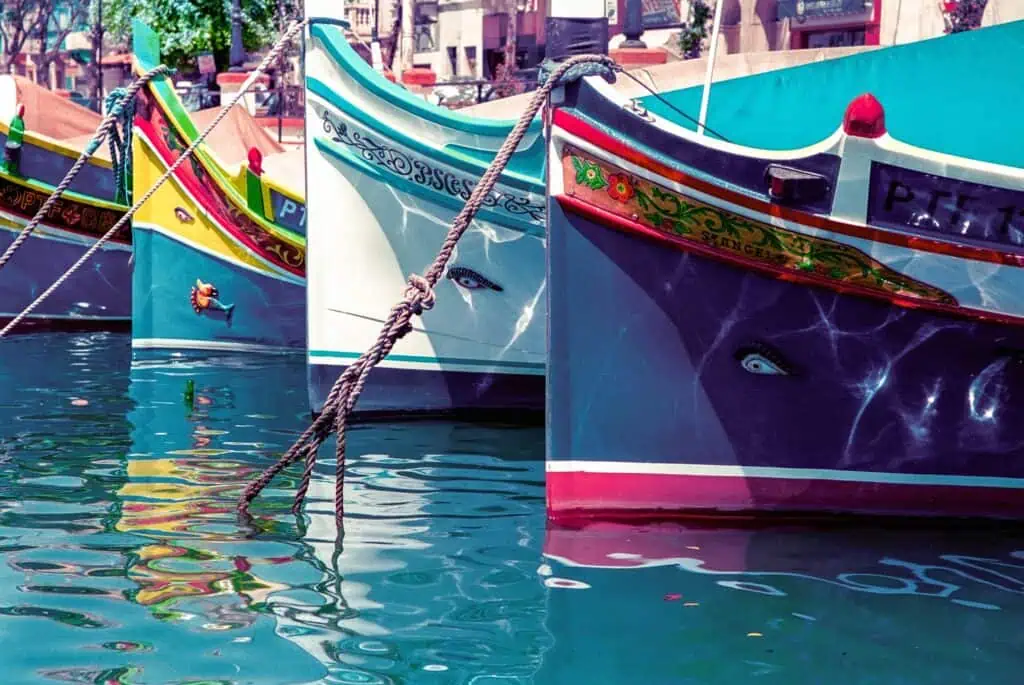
[546,471,1024,522]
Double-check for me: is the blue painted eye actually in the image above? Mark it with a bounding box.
[446,266,503,292]
[740,353,787,376]
[734,343,794,376]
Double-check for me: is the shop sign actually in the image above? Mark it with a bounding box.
[777,0,872,20]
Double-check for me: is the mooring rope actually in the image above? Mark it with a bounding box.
[105,86,138,205]
[236,53,618,525]
[0,18,308,338]
[0,65,171,272]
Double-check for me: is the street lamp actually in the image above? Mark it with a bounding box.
[229,0,245,70]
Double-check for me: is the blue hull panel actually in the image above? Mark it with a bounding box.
[131,228,305,352]
[546,202,1024,519]
[0,230,130,326]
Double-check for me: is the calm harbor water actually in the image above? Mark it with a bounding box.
[1,332,1023,684]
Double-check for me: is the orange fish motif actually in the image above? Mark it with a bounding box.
[190,279,235,322]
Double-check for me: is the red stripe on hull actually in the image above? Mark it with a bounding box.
[552,109,1024,268]
[133,118,305,277]
[546,471,1024,523]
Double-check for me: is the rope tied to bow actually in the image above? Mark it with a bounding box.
[0,64,172,273]
[0,18,309,338]
[104,86,139,206]
[237,53,619,526]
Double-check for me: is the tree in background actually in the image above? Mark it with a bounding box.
[678,0,712,60]
[941,0,988,33]
[0,0,45,73]
[0,0,89,76]
[34,0,89,85]
[101,0,296,73]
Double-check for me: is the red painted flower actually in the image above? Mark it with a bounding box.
[607,173,635,203]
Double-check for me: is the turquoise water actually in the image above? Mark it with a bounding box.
[2,333,1024,684]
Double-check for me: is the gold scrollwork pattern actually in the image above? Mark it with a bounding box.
[0,176,124,239]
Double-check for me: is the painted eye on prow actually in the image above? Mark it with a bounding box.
[456,272,482,288]
[740,353,787,376]
[446,266,503,292]
[734,342,794,377]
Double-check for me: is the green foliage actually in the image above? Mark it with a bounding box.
[679,0,712,60]
[102,0,290,73]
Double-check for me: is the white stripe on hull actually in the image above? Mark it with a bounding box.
[546,460,1024,489]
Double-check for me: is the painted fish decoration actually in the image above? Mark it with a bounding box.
[190,279,235,323]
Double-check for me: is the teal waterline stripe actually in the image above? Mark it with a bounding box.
[309,349,545,371]
[313,136,545,237]
[311,24,539,137]
[306,76,544,194]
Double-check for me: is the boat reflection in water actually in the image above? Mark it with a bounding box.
[540,520,1024,684]
[119,353,551,683]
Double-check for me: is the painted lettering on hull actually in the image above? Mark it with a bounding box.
[868,162,1024,247]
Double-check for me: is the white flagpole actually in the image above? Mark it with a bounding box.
[697,0,725,136]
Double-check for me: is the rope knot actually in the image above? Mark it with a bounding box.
[404,274,435,316]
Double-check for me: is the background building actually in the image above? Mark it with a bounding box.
[345,0,398,59]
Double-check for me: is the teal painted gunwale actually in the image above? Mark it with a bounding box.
[307,77,544,194]
[311,23,541,138]
[308,25,546,187]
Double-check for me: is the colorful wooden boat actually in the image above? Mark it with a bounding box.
[0,76,132,330]
[130,20,307,355]
[545,21,1024,521]
[301,1,870,417]
[303,5,546,416]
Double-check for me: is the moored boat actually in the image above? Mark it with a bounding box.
[545,20,1024,521]
[301,0,873,418]
[303,2,547,417]
[130,20,308,356]
[0,77,132,330]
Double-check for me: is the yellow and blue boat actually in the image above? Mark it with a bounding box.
[130,20,307,355]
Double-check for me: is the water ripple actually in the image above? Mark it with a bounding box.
[1,333,1023,684]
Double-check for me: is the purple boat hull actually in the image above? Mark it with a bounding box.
[546,80,1024,520]
[549,200,1024,518]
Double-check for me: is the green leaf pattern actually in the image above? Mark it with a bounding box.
[572,156,608,191]
[566,152,956,305]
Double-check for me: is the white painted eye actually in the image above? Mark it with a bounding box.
[740,353,787,376]
[455,273,482,289]
[446,266,503,292]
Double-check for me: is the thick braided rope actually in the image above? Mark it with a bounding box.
[0,19,308,339]
[105,87,136,205]
[0,65,171,272]
[237,54,617,525]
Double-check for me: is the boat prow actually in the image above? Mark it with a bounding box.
[129,19,309,356]
[546,19,1024,522]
